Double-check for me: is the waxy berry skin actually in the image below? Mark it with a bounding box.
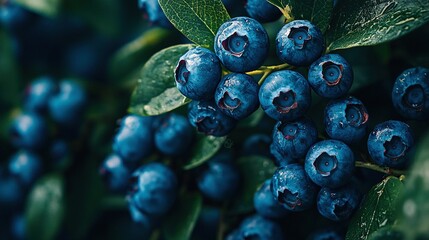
[367,120,414,168]
[175,47,222,101]
[112,115,155,165]
[154,113,193,156]
[245,0,281,23]
[308,54,353,98]
[188,100,237,137]
[8,151,42,186]
[270,118,318,166]
[99,154,130,192]
[196,158,240,202]
[10,113,48,150]
[214,17,269,72]
[271,164,318,212]
[305,140,355,188]
[276,20,325,66]
[317,184,360,221]
[254,179,288,219]
[259,70,311,121]
[215,73,260,120]
[128,163,178,217]
[237,214,284,240]
[24,76,57,113]
[392,67,429,120]
[138,0,171,28]
[324,96,369,144]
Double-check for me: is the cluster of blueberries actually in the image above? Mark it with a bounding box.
[103,0,429,239]
[0,76,86,238]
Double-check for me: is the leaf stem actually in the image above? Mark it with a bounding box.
[355,161,407,176]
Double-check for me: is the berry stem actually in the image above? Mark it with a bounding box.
[355,161,407,176]
[246,63,292,85]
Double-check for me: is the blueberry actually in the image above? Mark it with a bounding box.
[305,140,355,188]
[259,70,311,121]
[317,184,360,221]
[0,1,35,32]
[0,175,22,206]
[270,118,318,166]
[196,158,240,202]
[392,67,429,120]
[100,154,130,192]
[308,54,353,98]
[9,151,42,186]
[245,0,281,23]
[128,162,178,216]
[174,47,222,100]
[138,0,171,28]
[128,199,154,229]
[48,80,86,126]
[241,133,271,157]
[238,214,284,240]
[214,16,269,72]
[10,113,48,150]
[215,73,260,120]
[50,140,69,162]
[324,96,369,144]
[254,179,288,219]
[188,100,237,137]
[112,115,154,165]
[154,113,194,156]
[367,120,413,168]
[24,76,57,113]
[225,229,241,240]
[11,214,26,240]
[276,20,325,66]
[307,229,344,240]
[271,164,318,211]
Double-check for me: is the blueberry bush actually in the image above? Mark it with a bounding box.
[1,0,429,239]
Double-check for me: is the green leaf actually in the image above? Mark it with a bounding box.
[228,156,277,215]
[25,174,65,240]
[183,135,226,170]
[346,176,404,240]
[162,192,202,240]
[158,0,230,48]
[326,0,429,51]
[397,130,429,239]
[129,44,194,116]
[15,0,61,17]
[109,28,180,84]
[267,0,334,32]
[368,226,404,240]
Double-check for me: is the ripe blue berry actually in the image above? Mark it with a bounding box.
[276,20,325,66]
[128,162,178,216]
[308,54,353,98]
[245,0,281,23]
[0,1,34,31]
[175,47,222,100]
[392,67,429,120]
[112,115,155,164]
[24,76,57,113]
[197,158,240,202]
[270,118,318,166]
[48,80,86,126]
[214,16,269,72]
[50,140,69,162]
[154,113,194,156]
[197,164,238,201]
[254,179,288,219]
[305,140,355,188]
[10,113,48,150]
[308,229,344,240]
[324,96,369,144]
[128,200,154,228]
[188,100,237,137]
[99,154,130,192]
[317,184,360,221]
[0,175,23,206]
[259,70,311,121]
[367,120,413,168]
[11,214,26,240]
[138,0,171,28]
[237,215,284,240]
[241,133,271,157]
[215,73,260,120]
[8,151,42,186]
[271,164,318,211]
